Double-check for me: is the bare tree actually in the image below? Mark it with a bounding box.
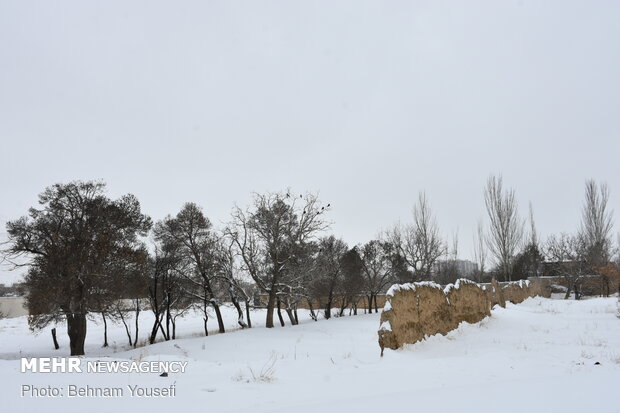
[4,181,151,355]
[434,229,461,284]
[309,236,348,319]
[114,299,133,346]
[227,191,329,328]
[616,233,620,267]
[543,233,588,299]
[146,242,188,343]
[473,219,486,282]
[335,247,365,316]
[215,237,253,329]
[484,175,524,281]
[388,192,445,281]
[360,240,394,313]
[528,202,538,248]
[155,203,225,335]
[103,248,149,348]
[580,180,614,269]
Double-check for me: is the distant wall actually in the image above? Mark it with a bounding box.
[378,279,544,352]
[256,294,387,310]
[530,274,618,297]
[0,297,27,318]
[526,277,552,299]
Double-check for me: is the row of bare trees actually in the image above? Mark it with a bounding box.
[3,183,419,355]
[541,180,616,298]
[3,177,616,354]
[480,176,616,295]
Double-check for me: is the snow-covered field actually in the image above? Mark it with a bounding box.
[1,297,619,412]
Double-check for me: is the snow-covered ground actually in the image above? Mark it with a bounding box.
[1,297,619,412]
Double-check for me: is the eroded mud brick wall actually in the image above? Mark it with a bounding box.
[378,279,544,351]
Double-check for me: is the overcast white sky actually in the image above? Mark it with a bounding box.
[1,1,618,284]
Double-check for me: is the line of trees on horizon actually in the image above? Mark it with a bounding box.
[2,176,618,355]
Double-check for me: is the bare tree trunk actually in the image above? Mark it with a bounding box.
[148,274,165,344]
[150,313,166,344]
[276,298,285,327]
[66,313,87,356]
[564,276,573,299]
[338,296,347,317]
[307,299,318,321]
[231,296,247,328]
[324,291,333,320]
[265,288,277,328]
[203,301,209,336]
[118,310,133,346]
[285,307,297,325]
[574,280,581,300]
[374,295,379,313]
[51,328,60,350]
[212,303,226,333]
[245,299,252,328]
[134,300,140,348]
[101,312,109,347]
[159,320,168,341]
[166,293,171,339]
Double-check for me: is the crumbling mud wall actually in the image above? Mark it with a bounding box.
[378,278,544,352]
[502,280,539,304]
[446,279,492,324]
[526,277,552,299]
[482,279,506,308]
[378,282,453,351]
